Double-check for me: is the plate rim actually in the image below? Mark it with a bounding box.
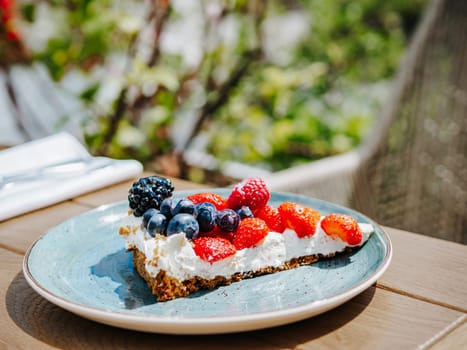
[22,190,393,334]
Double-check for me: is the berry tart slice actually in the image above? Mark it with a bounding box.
[119,176,374,302]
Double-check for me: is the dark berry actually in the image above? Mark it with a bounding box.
[147,213,168,237]
[216,209,240,232]
[142,208,159,228]
[195,202,217,232]
[236,206,254,219]
[160,198,175,219]
[166,214,199,239]
[172,198,195,216]
[128,176,174,216]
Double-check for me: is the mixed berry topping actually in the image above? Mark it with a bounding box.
[128,176,174,216]
[129,176,364,263]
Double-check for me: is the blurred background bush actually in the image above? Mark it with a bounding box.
[1,0,426,184]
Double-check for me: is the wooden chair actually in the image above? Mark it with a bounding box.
[265,0,467,244]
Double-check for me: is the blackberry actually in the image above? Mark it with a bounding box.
[128,176,175,216]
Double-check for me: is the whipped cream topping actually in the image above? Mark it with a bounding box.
[121,215,374,281]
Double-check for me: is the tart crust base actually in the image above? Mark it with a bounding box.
[130,247,351,302]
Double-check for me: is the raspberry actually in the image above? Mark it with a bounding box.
[232,218,269,250]
[227,177,270,211]
[187,192,228,210]
[193,237,236,263]
[278,202,321,238]
[256,205,286,233]
[320,214,363,245]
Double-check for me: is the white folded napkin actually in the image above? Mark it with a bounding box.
[0,132,143,221]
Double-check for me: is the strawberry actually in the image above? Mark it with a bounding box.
[187,192,228,210]
[193,237,236,263]
[255,205,286,233]
[196,226,235,242]
[320,213,363,245]
[278,202,321,238]
[227,177,270,211]
[232,218,269,250]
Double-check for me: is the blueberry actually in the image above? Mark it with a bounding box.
[147,213,168,237]
[160,198,175,219]
[216,209,240,232]
[194,202,216,215]
[142,208,159,228]
[166,213,199,239]
[236,206,253,219]
[195,202,217,232]
[172,198,195,216]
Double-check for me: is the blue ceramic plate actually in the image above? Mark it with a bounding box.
[23,190,392,334]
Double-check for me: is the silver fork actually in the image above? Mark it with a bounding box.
[0,157,115,190]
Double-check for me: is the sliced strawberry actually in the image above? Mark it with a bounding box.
[193,237,236,263]
[227,177,270,211]
[232,218,269,250]
[187,192,228,210]
[196,226,235,242]
[320,213,362,245]
[278,202,321,238]
[255,205,286,233]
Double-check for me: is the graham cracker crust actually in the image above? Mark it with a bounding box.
[130,248,349,302]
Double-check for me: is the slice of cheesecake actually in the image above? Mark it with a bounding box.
[119,177,374,302]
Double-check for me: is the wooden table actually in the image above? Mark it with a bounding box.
[0,176,466,349]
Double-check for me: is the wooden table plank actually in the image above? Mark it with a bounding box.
[429,316,467,350]
[71,178,139,208]
[72,175,208,207]
[250,287,463,350]
[3,242,462,349]
[1,248,57,349]
[378,227,467,312]
[0,202,91,254]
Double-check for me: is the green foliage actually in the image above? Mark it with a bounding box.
[14,0,426,178]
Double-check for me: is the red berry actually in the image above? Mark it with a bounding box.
[227,178,270,211]
[256,205,286,233]
[193,237,236,263]
[320,214,363,245]
[232,218,269,250]
[196,226,235,242]
[278,202,321,238]
[187,192,228,210]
